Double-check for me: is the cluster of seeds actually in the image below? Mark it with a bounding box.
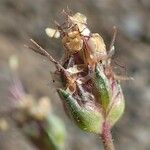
[46,12,113,93]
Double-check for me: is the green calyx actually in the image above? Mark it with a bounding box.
[93,64,125,127]
[93,65,110,110]
[106,84,125,126]
[57,89,104,134]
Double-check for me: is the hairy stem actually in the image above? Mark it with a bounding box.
[101,122,115,150]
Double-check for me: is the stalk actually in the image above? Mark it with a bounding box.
[101,122,115,150]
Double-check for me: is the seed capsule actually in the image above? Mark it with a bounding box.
[62,30,83,54]
[87,33,107,62]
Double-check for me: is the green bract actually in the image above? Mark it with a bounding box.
[106,84,125,126]
[58,89,103,134]
[93,65,110,110]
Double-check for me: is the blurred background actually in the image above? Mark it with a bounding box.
[0,0,150,150]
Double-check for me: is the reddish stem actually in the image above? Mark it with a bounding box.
[101,122,115,150]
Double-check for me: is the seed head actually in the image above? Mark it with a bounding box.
[28,11,126,134]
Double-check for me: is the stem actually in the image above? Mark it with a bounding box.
[101,122,115,150]
[26,39,71,81]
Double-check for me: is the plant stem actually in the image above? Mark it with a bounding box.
[101,122,115,150]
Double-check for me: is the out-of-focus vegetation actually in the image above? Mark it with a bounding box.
[0,55,66,150]
[0,0,150,150]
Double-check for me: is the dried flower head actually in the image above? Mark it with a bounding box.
[28,11,126,135]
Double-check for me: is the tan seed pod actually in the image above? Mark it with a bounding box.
[87,33,107,61]
[69,12,90,36]
[62,31,83,53]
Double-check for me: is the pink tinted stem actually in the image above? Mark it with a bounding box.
[101,122,115,150]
